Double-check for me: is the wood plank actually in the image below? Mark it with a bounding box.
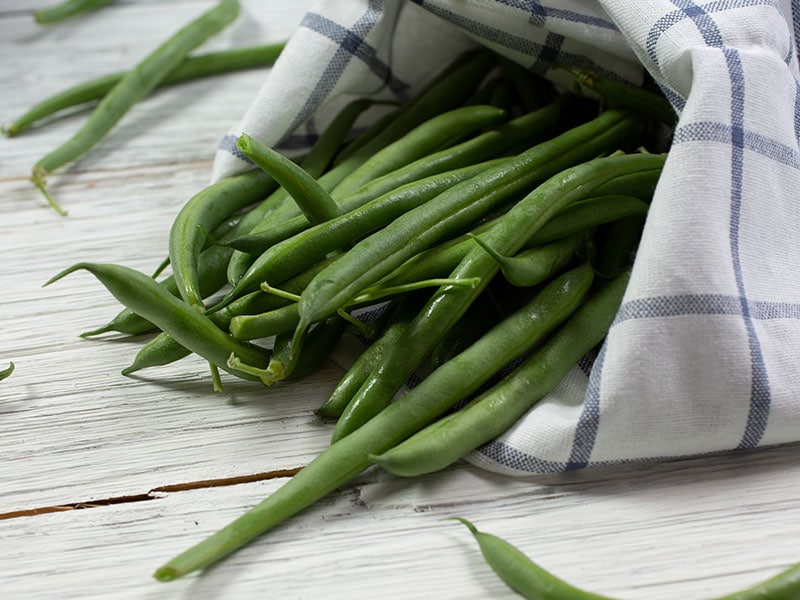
[3,448,800,599]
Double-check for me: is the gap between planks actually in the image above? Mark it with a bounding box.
[0,466,303,520]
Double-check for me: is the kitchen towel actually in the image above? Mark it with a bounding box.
[213,0,800,475]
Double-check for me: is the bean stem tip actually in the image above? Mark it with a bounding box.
[31,166,68,216]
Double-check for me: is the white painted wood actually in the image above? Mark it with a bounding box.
[2,2,800,599]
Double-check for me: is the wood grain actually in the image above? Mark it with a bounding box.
[2,2,799,599]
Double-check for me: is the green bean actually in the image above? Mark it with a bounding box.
[294,110,640,347]
[34,0,115,25]
[31,0,241,215]
[223,159,509,303]
[526,195,649,245]
[560,64,677,126]
[81,243,237,337]
[231,315,347,385]
[229,303,301,342]
[236,134,340,225]
[334,263,593,442]
[121,257,337,375]
[45,262,267,380]
[152,263,593,582]
[468,233,584,287]
[0,362,15,381]
[371,270,628,477]
[714,564,800,600]
[315,295,426,420]
[333,48,496,167]
[3,43,286,137]
[449,517,614,600]
[330,152,664,439]
[226,99,374,285]
[591,215,647,279]
[169,170,278,311]
[329,104,508,199]
[451,516,800,600]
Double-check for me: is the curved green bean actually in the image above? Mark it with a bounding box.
[34,0,115,25]
[452,516,800,600]
[468,233,584,287]
[32,0,241,215]
[0,362,14,381]
[226,99,374,285]
[3,42,286,137]
[560,64,677,126]
[45,262,267,380]
[236,134,340,225]
[449,517,615,600]
[169,169,278,311]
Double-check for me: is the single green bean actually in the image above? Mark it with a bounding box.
[526,195,649,245]
[236,134,340,224]
[34,0,115,25]
[121,257,336,375]
[45,262,267,380]
[152,263,593,582]
[81,242,236,337]
[452,517,800,600]
[371,270,628,477]
[561,64,677,125]
[169,170,279,311]
[449,517,615,600]
[3,43,286,137]
[469,233,584,287]
[0,362,15,381]
[332,152,664,440]
[226,99,374,285]
[32,0,240,215]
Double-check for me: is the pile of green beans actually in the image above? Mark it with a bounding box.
[47,46,684,585]
[452,517,800,600]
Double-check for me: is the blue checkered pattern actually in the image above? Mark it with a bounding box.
[212,0,800,475]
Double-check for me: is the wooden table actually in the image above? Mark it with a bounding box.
[2,2,799,598]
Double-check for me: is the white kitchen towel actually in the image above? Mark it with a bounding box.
[213,0,800,475]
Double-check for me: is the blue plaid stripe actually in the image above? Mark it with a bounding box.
[615,295,800,322]
[280,2,408,144]
[673,122,800,169]
[493,0,618,30]
[411,0,621,78]
[565,343,606,471]
[477,440,568,473]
